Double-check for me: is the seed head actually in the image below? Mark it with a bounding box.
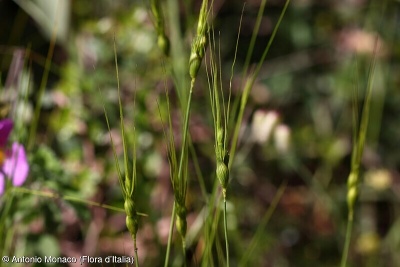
[216,160,229,189]
[151,0,170,56]
[347,172,358,188]
[158,35,170,56]
[126,215,138,239]
[189,54,202,79]
[347,187,358,210]
[175,204,187,237]
[189,0,210,79]
[124,198,136,217]
[124,198,138,239]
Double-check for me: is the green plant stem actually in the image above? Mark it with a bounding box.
[182,238,187,267]
[223,191,229,267]
[164,2,193,265]
[164,202,176,267]
[189,136,208,201]
[0,191,15,262]
[164,0,196,262]
[177,79,195,180]
[166,0,188,106]
[341,211,354,267]
[134,238,139,267]
[242,0,268,78]
[27,1,60,151]
[202,180,221,266]
[173,79,195,265]
[341,40,378,267]
[3,224,15,267]
[239,181,287,266]
[13,187,148,216]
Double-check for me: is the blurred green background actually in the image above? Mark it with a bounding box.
[0,0,399,266]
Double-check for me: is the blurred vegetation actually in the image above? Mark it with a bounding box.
[1,0,400,266]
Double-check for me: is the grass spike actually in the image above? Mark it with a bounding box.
[341,39,379,267]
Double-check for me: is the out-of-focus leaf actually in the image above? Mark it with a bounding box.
[13,0,70,43]
[36,234,60,258]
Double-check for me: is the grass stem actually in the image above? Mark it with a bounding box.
[239,181,287,266]
[182,238,187,267]
[223,190,229,267]
[134,238,139,267]
[164,202,176,267]
[340,211,354,267]
[177,79,194,185]
[27,2,59,151]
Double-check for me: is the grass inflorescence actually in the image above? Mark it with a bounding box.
[2,1,396,266]
[341,40,379,267]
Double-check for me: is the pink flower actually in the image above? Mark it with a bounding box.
[0,119,29,195]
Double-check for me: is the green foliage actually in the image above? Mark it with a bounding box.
[1,0,399,266]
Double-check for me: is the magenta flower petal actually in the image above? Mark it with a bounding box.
[0,175,4,195]
[0,119,13,147]
[3,142,29,187]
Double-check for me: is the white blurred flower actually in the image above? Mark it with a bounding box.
[364,169,392,191]
[356,231,380,255]
[337,29,386,56]
[252,110,279,144]
[274,124,291,154]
